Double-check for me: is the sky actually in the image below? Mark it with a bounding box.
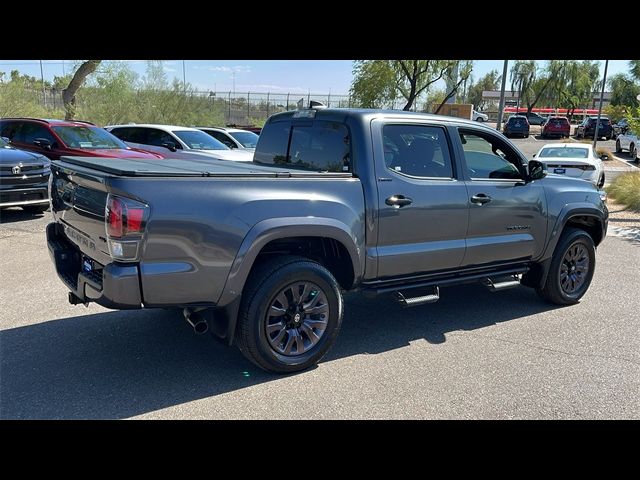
[0,60,632,94]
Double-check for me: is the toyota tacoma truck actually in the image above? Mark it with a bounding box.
[46,107,608,373]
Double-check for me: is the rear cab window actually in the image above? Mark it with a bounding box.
[255,119,351,173]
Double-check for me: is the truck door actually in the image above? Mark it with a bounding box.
[373,121,470,278]
[454,127,547,266]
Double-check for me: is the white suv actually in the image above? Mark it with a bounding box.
[615,127,640,162]
[106,124,254,162]
[196,127,259,152]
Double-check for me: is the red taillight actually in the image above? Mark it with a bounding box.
[107,196,123,237]
[106,194,147,238]
[127,208,144,233]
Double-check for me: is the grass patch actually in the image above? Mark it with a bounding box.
[605,172,640,210]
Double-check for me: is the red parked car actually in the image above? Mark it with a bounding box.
[541,116,571,139]
[0,118,164,161]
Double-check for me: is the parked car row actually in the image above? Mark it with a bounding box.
[0,117,261,214]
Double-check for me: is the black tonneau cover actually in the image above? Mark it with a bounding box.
[56,156,352,178]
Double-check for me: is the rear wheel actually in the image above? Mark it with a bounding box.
[597,174,605,189]
[537,228,596,305]
[236,255,344,373]
[22,204,48,214]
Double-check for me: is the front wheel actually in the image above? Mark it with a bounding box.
[630,144,637,160]
[615,140,622,153]
[537,228,596,305]
[236,255,343,373]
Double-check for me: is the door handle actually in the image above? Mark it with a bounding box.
[386,195,413,208]
[470,193,492,205]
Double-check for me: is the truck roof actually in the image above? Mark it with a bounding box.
[267,107,496,131]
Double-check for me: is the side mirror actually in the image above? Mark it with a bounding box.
[33,138,52,150]
[228,143,237,149]
[528,159,546,181]
[161,141,177,152]
[532,153,537,157]
[600,153,609,161]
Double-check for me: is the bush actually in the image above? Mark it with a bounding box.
[605,172,640,210]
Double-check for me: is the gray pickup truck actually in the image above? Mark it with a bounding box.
[47,107,608,373]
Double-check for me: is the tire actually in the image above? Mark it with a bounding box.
[537,228,596,305]
[477,117,484,123]
[22,204,48,214]
[597,174,605,189]
[236,255,344,373]
[616,140,622,153]
[630,144,636,160]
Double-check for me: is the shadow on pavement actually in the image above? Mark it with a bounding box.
[0,208,47,224]
[0,284,563,419]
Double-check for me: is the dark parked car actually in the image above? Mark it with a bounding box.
[46,107,607,373]
[514,111,546,126]
[0,118,164,161]
[541,116,571,138]
[612,118,638,138]
[503,115,530,138]
[0,136,50,213]
[574,117,613,140]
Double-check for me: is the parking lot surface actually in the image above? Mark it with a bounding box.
[1,137,639,419]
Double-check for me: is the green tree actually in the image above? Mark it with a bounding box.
[62,60,101,119]
[553,60,600,120]
[466,69,501,110]
[510,60,536,112]
[608,73,640,107]
[350,60,472,111]
[629,60,640,82]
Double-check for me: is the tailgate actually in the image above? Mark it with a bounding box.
[50,161,112,265]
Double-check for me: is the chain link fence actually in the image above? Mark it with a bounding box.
[191,91,353,125]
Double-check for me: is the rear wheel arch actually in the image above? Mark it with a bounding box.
[219,219,363,308]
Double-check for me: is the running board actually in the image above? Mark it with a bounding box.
[395,287,440,307]
[484,275,521,292]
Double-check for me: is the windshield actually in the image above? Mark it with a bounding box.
[0,137,8,148]
[52,126,127,149]
[508,117,526,124]
[539,147,589,159]
[229,131,259,148]
[173,130,229,150]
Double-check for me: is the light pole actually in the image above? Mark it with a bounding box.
[496,60,509,131]
[39,60,45,106]
[592,59,609,150]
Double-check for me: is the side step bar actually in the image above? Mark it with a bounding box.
[484,275,521,292]
[396,287,440,307]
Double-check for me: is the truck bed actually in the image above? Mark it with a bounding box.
[58,156,353,178]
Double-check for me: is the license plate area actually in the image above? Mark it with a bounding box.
[554,168,566,174]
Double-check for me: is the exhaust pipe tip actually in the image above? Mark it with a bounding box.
[183,308,209,335]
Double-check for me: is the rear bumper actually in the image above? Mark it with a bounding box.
[46,222,142,309]
[0,186,49,208]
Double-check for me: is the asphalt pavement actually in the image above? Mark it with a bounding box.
[1,209,638,419]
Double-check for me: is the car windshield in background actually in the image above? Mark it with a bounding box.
[508,117,526,123]
[549,119,569,125]
[173,130,229,150]
[52,126,127,149]
[539,147,589,158]
[229,131,259,148]
[0,137,8,148]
